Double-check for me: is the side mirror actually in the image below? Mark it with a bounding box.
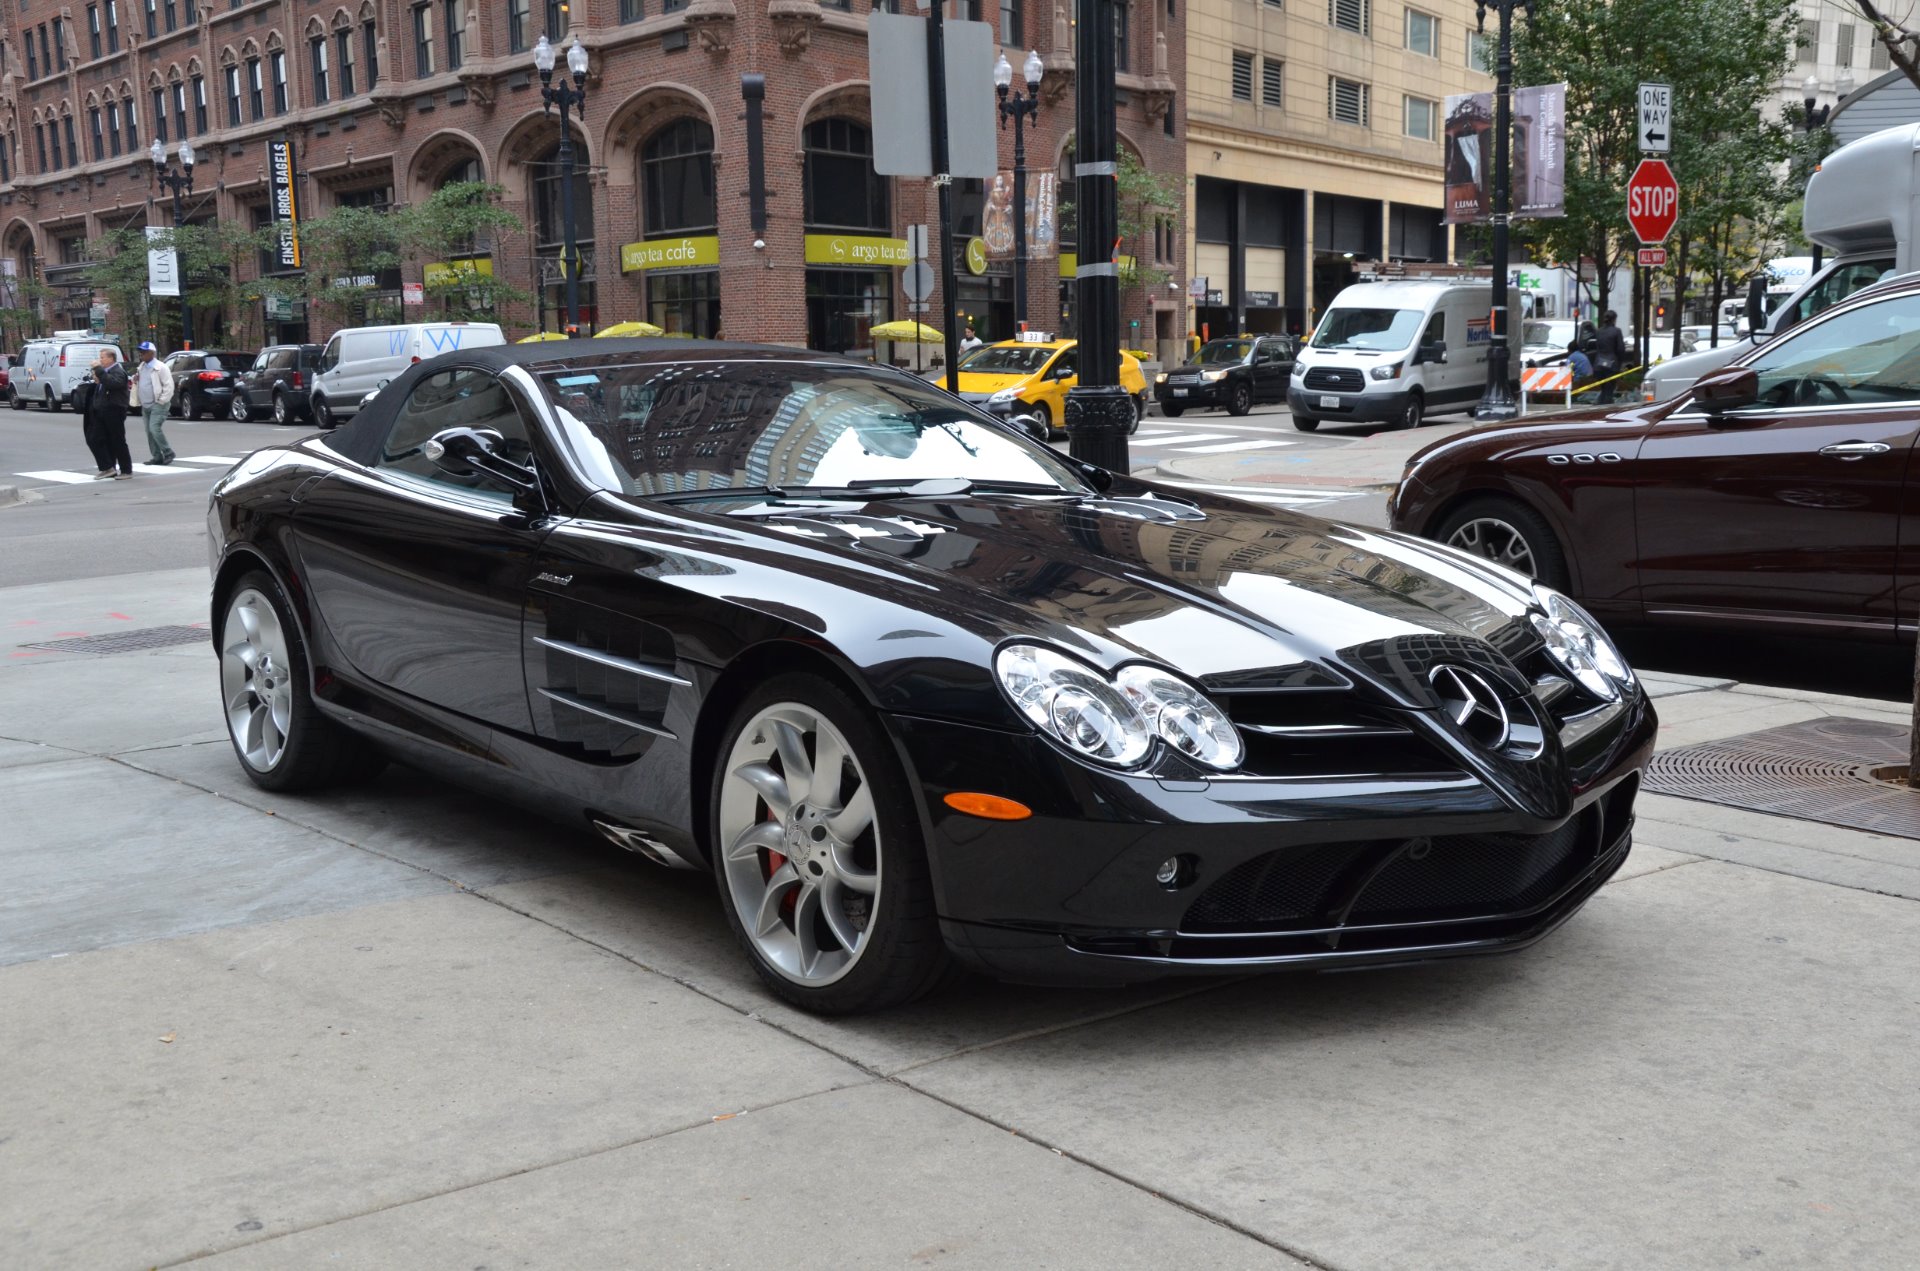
[422,426,540,494]
[1745,276,1768,335]
[1691,366,1760,419]
[1010,413,1048,442]
[1418,342,1447,365]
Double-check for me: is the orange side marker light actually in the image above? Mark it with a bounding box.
[943,792,1033,821]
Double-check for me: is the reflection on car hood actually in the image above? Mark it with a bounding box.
[674,483,1538,705]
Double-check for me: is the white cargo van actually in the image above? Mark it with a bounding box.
[1644,122,1920,401]
[12,331,126,411]
[1286,280,1522,430]
[309,321,505,428]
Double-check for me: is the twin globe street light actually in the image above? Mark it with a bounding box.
[149,137,196,350]
[994,48,1044,329]
[534,33,591,335]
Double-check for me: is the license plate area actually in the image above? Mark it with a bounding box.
[1172,388,1188,397]
[1318,395,1340,409]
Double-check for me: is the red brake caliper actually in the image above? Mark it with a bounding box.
[764,807,797,918]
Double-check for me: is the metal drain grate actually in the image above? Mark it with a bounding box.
[20,624,209,655]
[1644,715,1920,840]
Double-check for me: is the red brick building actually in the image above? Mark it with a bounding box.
[0,0,1186,360]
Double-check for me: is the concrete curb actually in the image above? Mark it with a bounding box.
[0,483,32,509]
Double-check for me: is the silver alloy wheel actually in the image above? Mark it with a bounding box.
[231,394,250,422]
[220,587,295,772]
[717,703,881,988]
[272,392,288,424]
[1446,516,1538,577]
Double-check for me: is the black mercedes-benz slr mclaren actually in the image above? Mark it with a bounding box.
[205,339,1655,1013]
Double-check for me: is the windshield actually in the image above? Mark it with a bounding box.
[957,345,1054,375]
[1194,339,1252,365]
[536,361,1091,498]
[1524,321,1575,347]
[1310,308,1424,351]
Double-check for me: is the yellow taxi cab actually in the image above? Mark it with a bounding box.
[949,334,1149,437]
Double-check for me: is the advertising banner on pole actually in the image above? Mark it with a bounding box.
[146,226,181,297]
[983,172,1058,260]
[1442,83,1566,224]
[268,138,302,269]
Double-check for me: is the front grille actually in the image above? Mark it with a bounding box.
[1303,367,1364,392]
[1181,807,1601,933]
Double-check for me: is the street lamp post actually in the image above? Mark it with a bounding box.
[995,49,1044,330]
[1064,0,1131,470]
[149,137,195,350]
[534,34,590,335]
[1472,0,1530,423]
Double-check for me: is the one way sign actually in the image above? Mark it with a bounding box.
[1639,82,1672,154]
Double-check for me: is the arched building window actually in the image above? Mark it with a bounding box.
[803,116,893,354]
[638,118,718,337]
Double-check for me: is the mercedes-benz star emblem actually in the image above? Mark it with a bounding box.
[1428,665,1511,750]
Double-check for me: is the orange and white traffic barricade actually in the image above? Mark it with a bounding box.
[1520,364,1575,411]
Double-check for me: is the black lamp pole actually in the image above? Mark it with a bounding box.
[1065,0,1131,469]
[1796,75,1846,273]
[536,34,590,335]
[149,138,195,350]
[1473,0,1529,422]
[996,50,1044,330]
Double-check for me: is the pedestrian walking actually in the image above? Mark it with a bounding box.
[133,341,176,465]
[83,349,134,480]
[960,324,984,353]
[1592,310,1630,404]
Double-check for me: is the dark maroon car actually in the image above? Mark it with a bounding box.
[1389,275,1920,643]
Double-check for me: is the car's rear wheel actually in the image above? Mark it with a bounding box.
[169,391,185,419]
[42,388,57,412]
[218,572,384,791]
[1434,497,1570,591]
[711,674,945,1014]
[1129,393,1146,434]
[188,392,206,421]
[1227,382,1253,416]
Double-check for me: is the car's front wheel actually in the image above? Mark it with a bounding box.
[1292,413,1320,432]
[1161,403,1185,418]
[1227,381,1253,416]
[312,395,336,430]
[1030,400,1054,437]
[218,571,385,791]
[711,674,946,1014]
[1434,497,1570,591]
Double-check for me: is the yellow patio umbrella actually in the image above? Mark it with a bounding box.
[517,332,568,342]
[869,320,944,343]
[595,320,666,338]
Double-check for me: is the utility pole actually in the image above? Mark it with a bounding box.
[1472,0,1528,422]
[1064,0,1131,469]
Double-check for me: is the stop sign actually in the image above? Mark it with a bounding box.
[1626,159,1679,245]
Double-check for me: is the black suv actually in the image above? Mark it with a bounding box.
[1154,334,1298,417]
[230,344,324,424]
[165,350,253,420]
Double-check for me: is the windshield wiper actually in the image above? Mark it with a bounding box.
[649,484,789,504]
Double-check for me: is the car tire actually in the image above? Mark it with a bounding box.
[1292,414,1320,432]
[1129,394,1145,434]
[230,393,252,422]
[710,673,947,1015]
[272,391,291,425]
[188,392,206,421]
[1400,390,1425,431]
[44,388,59,412]
[6,387,19,410]
[169,391,185,419]
[1434,497,1571,592]
[1161,404,1185,418]
[313,395,336,430]
[1227,382,1253,416]
[217,570,386,792]
[1031,400,1054,437]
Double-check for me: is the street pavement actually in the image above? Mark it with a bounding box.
[5,396,1920,1268]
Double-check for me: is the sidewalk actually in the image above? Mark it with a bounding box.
[4,567,1919,1269]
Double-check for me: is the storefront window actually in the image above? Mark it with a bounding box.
[648,271,720,338]
[804,116,893,354]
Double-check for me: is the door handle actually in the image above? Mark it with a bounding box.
[1818,441,1891,459]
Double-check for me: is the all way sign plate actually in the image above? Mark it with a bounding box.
[1638,247,1668,267]
[1639,82,1672,154]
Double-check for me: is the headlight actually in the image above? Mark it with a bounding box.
[1154,372,1168,385]
[1115,665,1243,770]
[1369,362,1405,381]
[1201,369,1230,382]
[1289,361,1305,377]
[988,386,1020,404]
[1530,584,1634,700]
[996,644,1151,767]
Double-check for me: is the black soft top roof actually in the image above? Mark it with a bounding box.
[322,337,883,466]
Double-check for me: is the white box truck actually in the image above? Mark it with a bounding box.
[1644,122,1920,401]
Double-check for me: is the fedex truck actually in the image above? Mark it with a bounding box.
[1644,122,1920,401]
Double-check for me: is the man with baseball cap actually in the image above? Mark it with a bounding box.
[133,341,176,466]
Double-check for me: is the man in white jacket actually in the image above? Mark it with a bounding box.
[133,342,176,466]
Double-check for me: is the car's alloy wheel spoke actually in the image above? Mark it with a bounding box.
[220,588,292,772]
[719,701,882,989]
[1448,518,1535,576]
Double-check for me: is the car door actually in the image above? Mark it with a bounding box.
[238,350,271,411]
[1251,339,1287,400]
[1634,289,1920,636]
[288,365,555,731]
[1040,346,1078,418]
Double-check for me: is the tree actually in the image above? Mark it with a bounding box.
[1513,0,1795,333]
[403,182,532,325]
[291,203,407,332]
[1057,140,1182,343]
[1853,0,1920,90]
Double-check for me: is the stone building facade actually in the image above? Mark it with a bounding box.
[0,0,1187,359]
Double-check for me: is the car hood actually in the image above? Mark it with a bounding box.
[675,480,1541,711]
[951,371,1035,396]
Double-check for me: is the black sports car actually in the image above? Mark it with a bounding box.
[206,340,1655,1014]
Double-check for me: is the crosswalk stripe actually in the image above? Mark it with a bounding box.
[1175,439,1294,454]
[13,469,99,484]
[12,459,233,484]
[131,463,195,475]
[179,454,243,465]
[1153,478,1359,502]
[1133,432,1237,445]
